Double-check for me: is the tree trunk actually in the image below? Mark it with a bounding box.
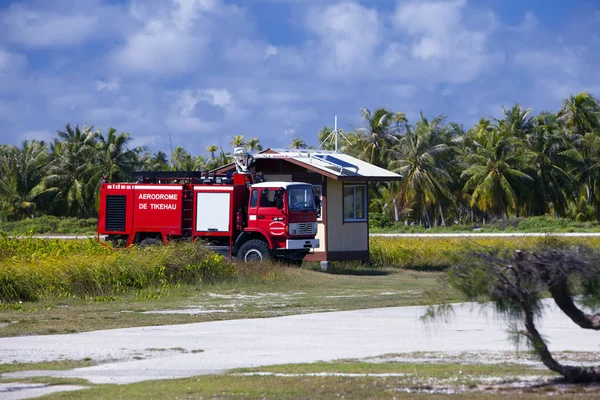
[439,204,446,227]
[549,280,600,330]
[522,301,600,383]
[393,198,399,222]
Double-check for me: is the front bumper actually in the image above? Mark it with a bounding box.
[286,238,320,250]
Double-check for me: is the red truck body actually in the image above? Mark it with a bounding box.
[97,171,320,263]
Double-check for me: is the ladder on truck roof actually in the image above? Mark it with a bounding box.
[133,170,234,185]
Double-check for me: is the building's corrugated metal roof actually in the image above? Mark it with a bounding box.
[256,149,402,181]
[213,148,402,181]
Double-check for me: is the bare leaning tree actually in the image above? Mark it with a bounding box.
[448,238,600,383]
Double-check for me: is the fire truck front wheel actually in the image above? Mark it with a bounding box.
[237,240,271,263]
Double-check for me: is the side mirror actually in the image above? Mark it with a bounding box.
[275,189,284,210]
[314,195,321,208]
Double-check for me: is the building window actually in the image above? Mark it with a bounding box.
[312,185,323,221]
[343,184,366,222]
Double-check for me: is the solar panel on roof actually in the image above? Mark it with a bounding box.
[313,154,358,172]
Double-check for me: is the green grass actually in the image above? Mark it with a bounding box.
[0,237,236,302]
[368,235,600,269]
[41,360,594,399]
[0,266,452,337]
[232,361,554,376]
[0,216,97,235]
[370,216,600,233]
[2,235,597,336]
[0,360,96,375]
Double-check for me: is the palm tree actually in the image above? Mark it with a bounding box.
[356,108,398,167]
[170,146,193,171]
[0,140,52,220]
[389,115,453,226]
[496,104,533,139]
[289,137,307,149]
[318,127,335,150]
[568,131,600,219]
[96,128,146,182]
[231,135,245,148]
[217,147,232,167]
[523,112,574,217]
[246,137,262,152]
[142,151,170,171]
[557,92,600,136]
[43,124,100,218]
[469,118,495,143]
[461,129,533,219]
[206,145,218,161]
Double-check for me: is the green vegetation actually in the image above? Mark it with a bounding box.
[42,360,596,399]
[0,360,96,375]
[2,235,599,337]
[369,235,600,269]
[2,92,600,230]
[447,238,600,382]
[0,265,448,337]
[0,237,236,303]
[371,216,600,233]
[0,216,97,235]
[335,93,600,228]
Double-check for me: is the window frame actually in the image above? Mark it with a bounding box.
[312,184,323,221]
[249,189,258,207]
[343,184,367,223]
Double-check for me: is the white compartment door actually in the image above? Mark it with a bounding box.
[196,192,231,232]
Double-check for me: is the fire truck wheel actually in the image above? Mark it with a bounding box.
[238,240,271,263]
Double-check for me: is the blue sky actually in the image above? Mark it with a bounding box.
[0,0,599,155]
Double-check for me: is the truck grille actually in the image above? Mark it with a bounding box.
[289,222,317,236]
[105,195,126,231]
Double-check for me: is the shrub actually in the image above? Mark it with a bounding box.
[0,238,236,303]
[0,216,98,235]
[368,236,600,269]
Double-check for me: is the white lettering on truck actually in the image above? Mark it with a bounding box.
[150,204,177,210]
[138,193,178,201]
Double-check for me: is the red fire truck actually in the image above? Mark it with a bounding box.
[97,168,320,264]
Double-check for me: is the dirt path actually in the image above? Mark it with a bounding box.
[2,299,599,388]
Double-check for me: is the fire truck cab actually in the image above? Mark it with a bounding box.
[97,169,320,264]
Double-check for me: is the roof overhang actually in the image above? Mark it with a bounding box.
[211,148,403,182]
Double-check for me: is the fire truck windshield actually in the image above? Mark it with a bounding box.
[288,185,316,211]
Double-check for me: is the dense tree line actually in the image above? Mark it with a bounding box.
[1,92,599,225]
[324,92,600,227]
[0,126,251,221]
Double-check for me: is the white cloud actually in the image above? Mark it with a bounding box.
[172,0,220,30]
[203,88,233,109]
[514,47,585,79]
[504,11,539,34]
[1,3,98,47]
[384,0,499,83]
[96,79,121,93]
[0,48,26,73]
[111,21,208,75]
[224,38,278,65]
[393,0,485,60]
[306,2,380,74]
[391,84,418,99]
[110,0,219,75]
[265,45,278,59]
[165,89,218,134]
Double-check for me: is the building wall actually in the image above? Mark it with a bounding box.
[325,178,368,260]
[263,174,292,182]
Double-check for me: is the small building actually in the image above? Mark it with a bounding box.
[214,148,402,263]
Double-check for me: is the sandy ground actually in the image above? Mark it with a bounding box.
[1,299,599,389]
